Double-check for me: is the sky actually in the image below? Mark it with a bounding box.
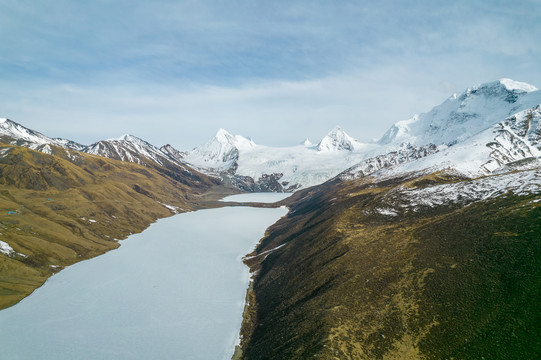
[0,0,540,150]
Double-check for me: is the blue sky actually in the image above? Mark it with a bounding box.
[1,0,540,149]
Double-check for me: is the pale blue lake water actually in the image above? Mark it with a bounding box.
[0,196,288,360]
[220,192,291,203]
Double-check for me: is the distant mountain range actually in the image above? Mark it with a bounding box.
[3,78,539,193]
[185,78,540,190]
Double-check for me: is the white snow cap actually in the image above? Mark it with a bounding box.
[378,78,540,147]
[317,126,359,152]
[499,78,538,92]
[214,128,256,150]
[183,128,256,171]
[112,134,152,146]
[215,128,233,141]
[117,134,136,141]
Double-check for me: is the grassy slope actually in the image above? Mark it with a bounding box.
[0,143,219,310]
[240,172,541,359]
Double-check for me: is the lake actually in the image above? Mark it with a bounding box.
[220,192,292,203]
[0,194,289,359]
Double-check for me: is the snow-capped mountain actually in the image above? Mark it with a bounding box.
[302,138,313,147]
[180,78,541,191]
[85,134,177,167]
[181,126,378,191]
[0,119,201,179]
[317,126,362,152]
[81,134,215,184]
[53,138,87,152]
[3,78,539,193]
[341,79,541,181]
[378,79,539,147]
[183,128,256,172]
[0,118,69,154]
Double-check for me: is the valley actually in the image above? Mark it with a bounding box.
[0,78,540,359]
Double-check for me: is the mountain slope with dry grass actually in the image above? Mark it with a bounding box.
[239,169,541,359]
[0,143,220,310]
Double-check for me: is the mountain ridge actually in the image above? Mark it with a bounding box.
[176,78,541,191]
[3,78,539,193]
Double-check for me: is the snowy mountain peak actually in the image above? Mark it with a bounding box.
[302,138,313,146]
[53,138,87,152]
[184,129,257,171]
[215,128,233,142]
[213,128,256,149]
[85,133,172,166]
[498,78,538,93]
[115,134,153,146]
[378,78,541,147]
[160,144,186,162]
[0,118,67,152]
[317,126,359,152]
[117,134,137,142]
[460,79,537,103]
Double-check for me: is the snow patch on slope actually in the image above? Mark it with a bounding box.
[0,240,26,257]
[399,168,541,209]
[0,240,15,256]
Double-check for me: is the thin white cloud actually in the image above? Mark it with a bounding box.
[0,65,477,149]
[0,0,540,150]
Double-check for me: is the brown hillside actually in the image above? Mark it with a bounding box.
[0,143,220,310]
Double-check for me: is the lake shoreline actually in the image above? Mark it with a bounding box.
[0,184,243,312]
[0,189,290,360]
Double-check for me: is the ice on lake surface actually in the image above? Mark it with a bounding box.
[220,192,291,203]
[0,198,288,360]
